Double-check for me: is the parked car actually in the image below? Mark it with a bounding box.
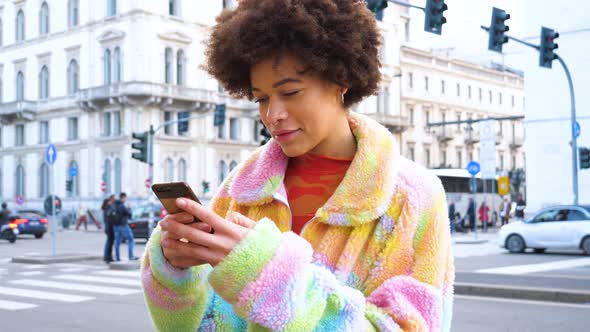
[7,211,49,238]
[128,203,167,240]
[498,205,590,255]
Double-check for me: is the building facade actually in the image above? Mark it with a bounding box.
[399,46,526,175]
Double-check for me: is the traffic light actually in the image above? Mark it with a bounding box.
[202,180,210,194]
[539,27,559,69]
[488,7,510,53]
[66,180,73,192]
[367,0,387,21]
[259,121,271,146]
[214,104,226,127]
[579,147,590,170]
[424,0,448,35]
[131,131,148,163]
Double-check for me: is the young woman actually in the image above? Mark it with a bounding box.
[141,1,454,331]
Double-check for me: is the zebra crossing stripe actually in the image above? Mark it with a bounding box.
[16,271,45,276]
[95,270,139,278]
[0,286,94,302]
[9,279,141,295]
[53,274,141,286]
[0,299,38,311]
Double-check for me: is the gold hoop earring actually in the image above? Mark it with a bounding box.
[341,93,345,105]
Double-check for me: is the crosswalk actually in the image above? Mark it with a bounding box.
[0,263,141,311]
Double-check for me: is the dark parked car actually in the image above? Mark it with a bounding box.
[8,211,48,238]
[128,204,167,240]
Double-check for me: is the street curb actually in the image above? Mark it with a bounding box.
[455,282,590,304]
[109,261,140,270]
[11,253,103,264]
[454,239,489,244]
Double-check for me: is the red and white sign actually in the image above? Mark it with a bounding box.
[145,178,151,188]
[101,182,107,193]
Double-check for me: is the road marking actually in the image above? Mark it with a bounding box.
[0,299,38,311]
[0,286,94,302]
[95,270,139,278]
[55,263,102,269]
[21,265,48,269]
[476,257,590,275]
[10,279,141,295]
[16,271,44,276]
[53,274,141,286]
[59,267,86,272]
[455,295,590,310]
[0,258,12,264]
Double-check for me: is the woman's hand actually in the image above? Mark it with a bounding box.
[159,198,256,269]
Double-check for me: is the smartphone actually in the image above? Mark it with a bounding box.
[152,182,202,222]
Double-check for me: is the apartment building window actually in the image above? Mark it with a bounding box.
[39,163,49,198]
[441,80,445,94]
[408,72,413,88]
[16,124,25,146]
[164,112,172,135]
[39,66,49,100]
[409,107,414,126]
[456,112,461,130]
[104,49,111,85]
[103,112,111,136]
[68,0,79,27]
[408,147,415,161]
[425,148,431,168]
[223,0,237,9]
[230,118,240,140]
[0,77,2,102]
[107,0,117,16]
[113,111,121,135]
[103,159,112,194]
[468,86,472,99]
[68,117,79,140]
[16,164,25,196]
[114,158,122,193]
[441,150,447,167]
[164,158,174,182]
[499,92,502,105]
[16,71,25,101]
[218,160,228,184]
[39,121,49,144]
[425,110,430,125]
[511,95,515,108]
[113,47,121,83]
[165,47,173,84]
[500,154,504,170]
[457,151,463,168]
[177,50,185,85]
[512,155,516,169]
[498,122,503,135]
[468,151,473,163]
[16,10,25,42]
[456,83,461,97]
[253,120,260,142]
[68,60,79,95]
[0,19,3,46]
[478,88,482,102]
[39,2,50,35]
[424,76,429,92]
[178,159,187,182]
[169,0,179,16]
[177,111,189,136]
[67,160,79,197]
[489,90,493,103]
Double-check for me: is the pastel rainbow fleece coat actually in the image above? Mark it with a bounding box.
[141,112,455,331]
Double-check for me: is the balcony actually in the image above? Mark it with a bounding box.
[366,112,410,133]
[434,126,454,142]
[0,100,38,123]
[510,135,525,149]
[464,127,480,145]
[78,81,256,111]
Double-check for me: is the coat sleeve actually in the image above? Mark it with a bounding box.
[206,184,454,331]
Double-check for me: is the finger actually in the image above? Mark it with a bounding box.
[176,198,233,233]
[164,218,218,248]
[161,237,224,267]
[227,212,257,229]
[165,212,195,224]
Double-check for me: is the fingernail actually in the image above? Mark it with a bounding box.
[160,220,168,228]
[176,198,187,208]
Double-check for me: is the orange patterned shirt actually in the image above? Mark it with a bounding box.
[284,153,353,234]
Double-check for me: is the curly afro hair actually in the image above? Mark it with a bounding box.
[203,0,382,107]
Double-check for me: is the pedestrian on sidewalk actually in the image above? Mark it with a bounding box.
[514,193,526,222]
[74,206,88,231]
[467,197,476,231]
[140,1,454,331]
[102,195,116,263]
[479,201,490,232]
[0,202,11,227]
[499,197,512,226]
[112,193,138,261]
[449,201,456,233]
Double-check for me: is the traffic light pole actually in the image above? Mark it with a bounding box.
[556,55,579,205]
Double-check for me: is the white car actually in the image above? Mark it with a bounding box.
[498,205,590,255]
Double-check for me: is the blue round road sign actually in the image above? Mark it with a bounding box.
[45,144,57,165]
[467,161,480,176]
[69,167,78,177]
[573,121,581,139]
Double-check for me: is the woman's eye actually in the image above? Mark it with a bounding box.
[284,91,299,97]
[254,97,268,104]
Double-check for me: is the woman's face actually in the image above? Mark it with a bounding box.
[250,54,348,157]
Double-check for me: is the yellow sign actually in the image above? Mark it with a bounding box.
[498,176,510,196]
